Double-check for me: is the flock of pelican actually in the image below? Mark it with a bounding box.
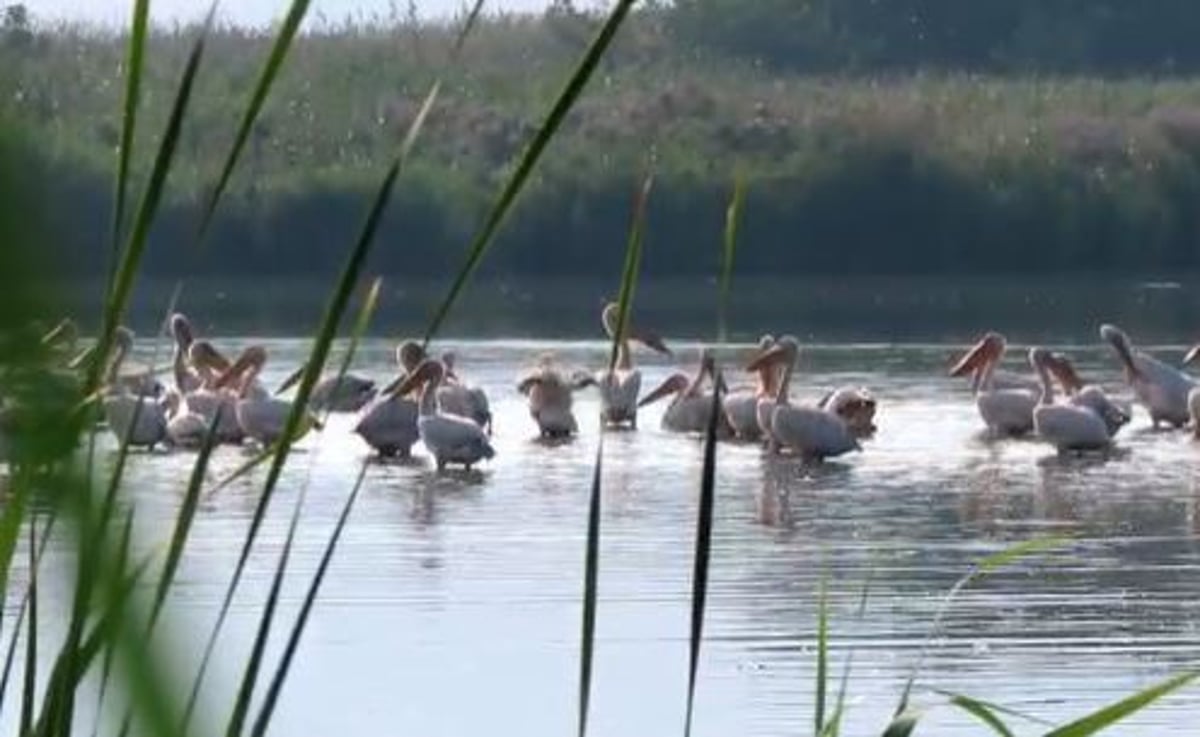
[5,310,1200,471]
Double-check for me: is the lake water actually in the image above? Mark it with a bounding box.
[8,322,1200,736]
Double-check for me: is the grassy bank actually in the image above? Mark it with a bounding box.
[8,16,1200,275]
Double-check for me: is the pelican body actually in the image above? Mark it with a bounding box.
[950,332,1038,436]
[639,350,729,435]
[215,346,319,447]
[723,335,777,441]
[393,359,495,470]
[746,336,858,460]
[518,355,592,438]
[593,302,672,430]
[355,341,424,458]
[102,328,168,449]
[1101,324,1194,428]
[1029,347,1110,452]
[436,351,492,433]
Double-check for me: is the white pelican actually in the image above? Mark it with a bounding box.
[593,302,672,429]
[746,336,858,460]
[638,349,730,435]
[179,341,246,444]
[214,346,320,447]
[437,351,492,433]
[949,332,1038,436]
[354,341,424,458]
[391,358,495,470]
[1029,347,1110,452]
[276,364,377,414]
[517,353,593,438]
[1101,324,1195,428]
[169,313,205,394]
[1180,344,1200,438]
[817,387,878,438]
[102,328,168,449]
[723,335,777,441]
[1042,352,1130,437]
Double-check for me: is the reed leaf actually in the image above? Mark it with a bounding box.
[196,0,311,242]
[717,173,745,344]
[821,572,873,737]
[107,0,150,274]
[684,359,720,737]
[0,510,54,714]
[881,708,922,737]
[943,694,1017,736]
[90,508,137,737]
[930,689,1051,728]
[896,536,1070,715]
[85,6,214,400]
[183,7,482,723]
[1044,670,1200,737]
[249,461,367,737]
[577,440,603,737]
[422,0,638,346]
[814,574,828,737]
[19,515,37,737]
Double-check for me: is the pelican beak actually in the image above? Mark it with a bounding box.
[1184,344,1200,367]
[1047,353,1084,393]
[213,351,254,390]
[638,374,686,408]
[383,360,433,399]
[276,365,306,395]
[631,329,672,357]
[746,344,788,373]
[949,335,998,378]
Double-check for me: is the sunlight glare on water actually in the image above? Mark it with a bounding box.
[8,336,1200,737]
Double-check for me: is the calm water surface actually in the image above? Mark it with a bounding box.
[10,333,1200,736]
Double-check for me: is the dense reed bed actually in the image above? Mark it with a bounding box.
[0,1,1197,735]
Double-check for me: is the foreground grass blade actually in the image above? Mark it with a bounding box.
[196,0,311,241]
[821,572,873,737]
[717,174,745,343]
[815,574,828,737]
[422,0,639,345]
[0,510,54,714]
[249,461,367,737]
[1044,670,1200,737]
[185,8,484,726]
[19,515,37,737]
[607,174,653,372]
[313,277,383,429]
[578,440,603,737]
[86,5,215,400]
[90,508,137,737]
[684,363,721,737]
[897,536,1069,715]
[107,0,150,274]
[881,708,922,737]
[225,488,309,737]
[944,694,1017,737]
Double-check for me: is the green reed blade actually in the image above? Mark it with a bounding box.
[814,573,828,737]
[606,173,653,373]
[930,689,1051,728]
[0,511,55,714]
[821,572,873,737]
[19,515,37,737]
[684,363,721,737]
[151,405,223,627]
[422,0,638,346]
[0,469,33,625]
[1044,670,1200,737]
[249,461,367,737]
[578,439,604,737]
[107,0,150,278]
[896,535,1070,716]
[313,277,383,427]
[196,0,311,242]
[881,708,922,737]
[717,174,745,344]
[90,508,137,737]
[224,485,310,737]
[85,5,215,402]
[184,7,483,722]
[941,694,1018,736]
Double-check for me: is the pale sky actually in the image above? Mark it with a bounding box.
[23,0,565,28]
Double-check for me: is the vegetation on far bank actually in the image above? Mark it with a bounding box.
[7,2,1200,276]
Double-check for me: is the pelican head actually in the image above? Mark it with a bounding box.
[189,340,231,373]
[1099,323,1143,381]
[949,332,1006,378]
[1044,352,1085,394]
[745,334,799,373]
[397,341,426,373]
[441,351,459,381]
[170,313,195,349]
[390,358,445,398]
[637,373,689,408]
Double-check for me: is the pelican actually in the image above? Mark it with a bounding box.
[593,302,672,429]
[1101,324,1194,429]
[746,336,858,460]
[517,353,593,438]
[437,351,492,433]
[1029,347,1110,452]
[391,358,495,470]
[638,349,730,435]
[949,332,1038,436]
[214,346,320,447]
[1042,351,1130,437]
[276,364,377,414]
[101,327,168,448]
[354,341,424,458]
[817,387,878,438]
[723,335,777,441]
[1180,344,1200,438]
[177,341,246,444]
[169,313,204,394]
